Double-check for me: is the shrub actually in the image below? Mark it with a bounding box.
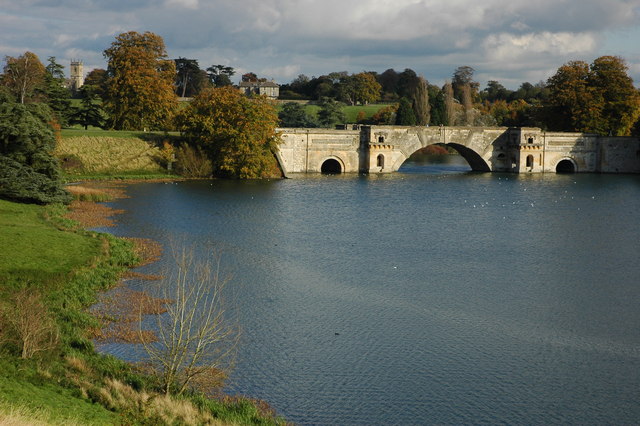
[175,143,213,178]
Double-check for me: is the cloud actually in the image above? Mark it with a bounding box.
[1,0,640,87]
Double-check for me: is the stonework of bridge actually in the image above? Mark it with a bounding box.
[275,125,640,176]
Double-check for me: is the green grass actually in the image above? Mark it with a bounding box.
[0,200,102,286]
[61,127,180,139]
[277,103,392,124]
[0,374,117,425]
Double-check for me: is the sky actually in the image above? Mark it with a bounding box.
[1,0,640,90]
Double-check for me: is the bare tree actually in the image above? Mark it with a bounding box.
[0,289,59,359]
[140,247,239,396]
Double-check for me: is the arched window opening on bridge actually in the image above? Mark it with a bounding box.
[556,159,576,173]
[528,137,534,144]
[378,136,385,143]
[377,154,385,169]
[321,159,342,174]
[526,155,534,169]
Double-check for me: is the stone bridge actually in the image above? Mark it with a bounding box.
[275,125,640,175]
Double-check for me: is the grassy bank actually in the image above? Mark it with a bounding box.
[0,197,285,425]
[56,130,181,180]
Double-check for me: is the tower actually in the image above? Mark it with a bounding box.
[70,60,84,93]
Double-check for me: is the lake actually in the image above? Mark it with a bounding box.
[97,155,640,425]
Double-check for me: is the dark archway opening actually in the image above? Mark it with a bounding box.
[556,159,576,173]
[321,159,342,174]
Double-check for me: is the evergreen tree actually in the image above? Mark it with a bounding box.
[316,97,346,127]
[44,57,72,126]
[278,102,317,127]
[395,97,417,125]
[70,86,105,130]
[0,101,70,204]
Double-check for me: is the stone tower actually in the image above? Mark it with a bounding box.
[70,60,84,93]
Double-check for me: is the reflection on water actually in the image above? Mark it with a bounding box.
[98,155,640,425]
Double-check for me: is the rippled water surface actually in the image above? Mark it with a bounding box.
[99,155,640,425]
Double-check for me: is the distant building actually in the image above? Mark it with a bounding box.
[69,60,84,93]
[239,80,279,99]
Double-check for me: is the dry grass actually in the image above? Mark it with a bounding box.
[55,136,165,174]
[0,402,83,426]
[92,287,171,344]
[91,379,227,425]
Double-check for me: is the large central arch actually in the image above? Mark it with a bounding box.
[445,143,491,172]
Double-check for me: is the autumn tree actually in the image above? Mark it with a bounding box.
[103,31,177,130]
[1,52,46,104]
[545,60,602,133]
[588,56,640,135]
[176,87,280,178]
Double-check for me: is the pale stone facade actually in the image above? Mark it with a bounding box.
[275,126,640,175]
[239,80,279,99]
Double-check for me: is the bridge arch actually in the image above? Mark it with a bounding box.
[446,143,491,172]
[320,156,345,174]
[555,158,577,173]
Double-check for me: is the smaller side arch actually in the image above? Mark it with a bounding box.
[555,158,577,173]
[320,156,345,174]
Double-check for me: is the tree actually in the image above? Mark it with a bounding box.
[103,31,177,130]
[241,72,258,83]
[397,68,419,99]
[176,87,280,178]
[452,65,479,102]
[44,56,72,126]
[412,76,430,125]
[1,52,46,104]
[316,97,346,127]
[545,60,600,133]
[207,65,235,87]
[444,82,455,125]
[588,56,640,135]
[395,97,417,125]
[140,248,239,395]
[70,86,105,130]
[428,84,446,125]
[278,102,317,127]
[0,101,70,204]
[378,68,400,101]
[481,80,511,102]
[83,68,109,99]
[461,83,474,125]
[337,72,381,105]
[175,58,207,98]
